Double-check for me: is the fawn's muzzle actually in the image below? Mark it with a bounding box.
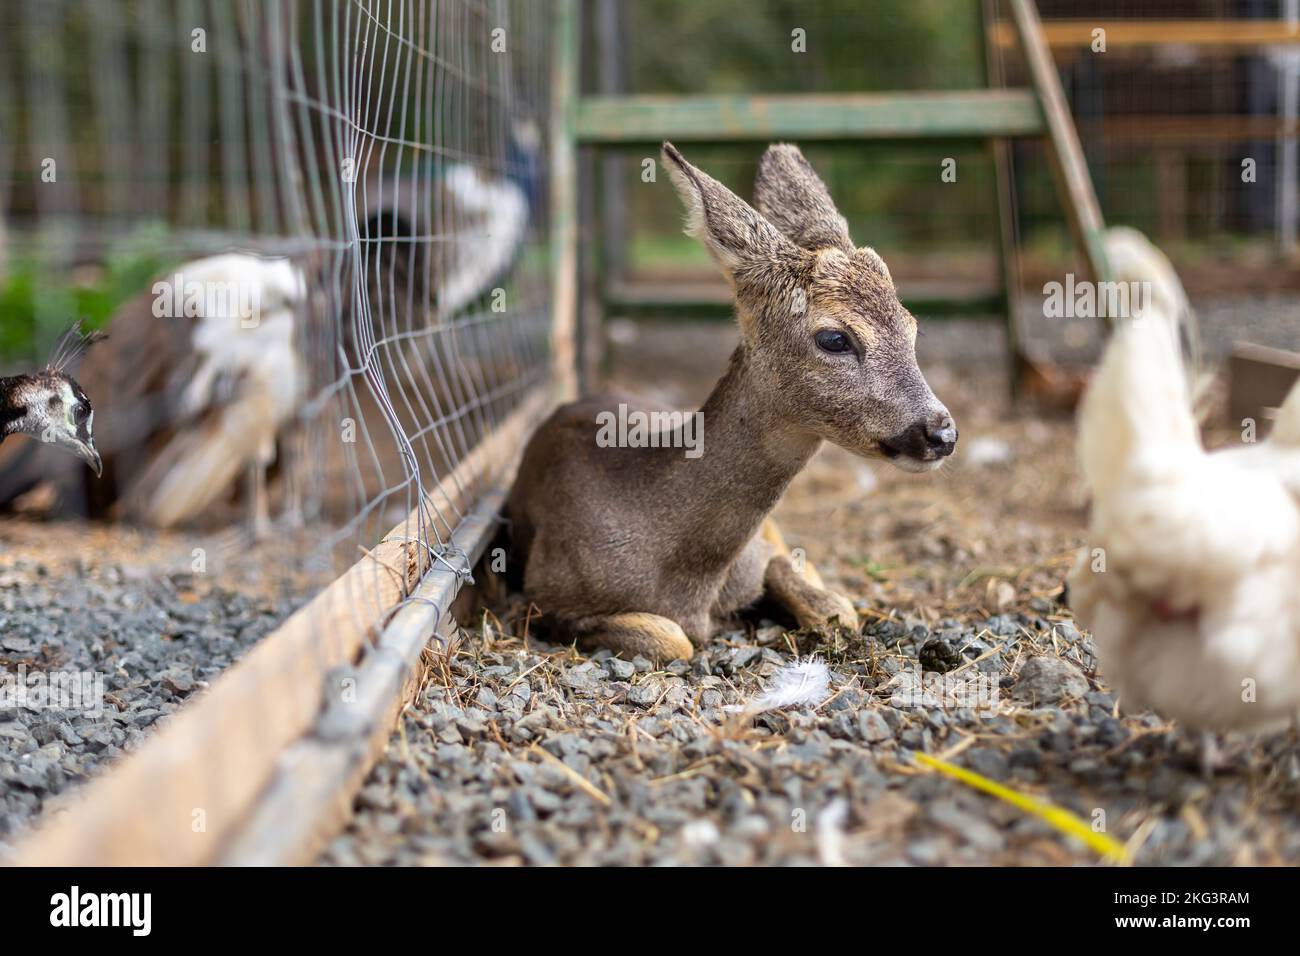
[879,413,958,463]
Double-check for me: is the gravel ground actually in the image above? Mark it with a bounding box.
[321,318,1300,867]
[4,295,1295,866]
[0,521,294,852]
[319,608,1300,866]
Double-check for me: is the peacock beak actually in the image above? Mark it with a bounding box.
[75,437,102,477]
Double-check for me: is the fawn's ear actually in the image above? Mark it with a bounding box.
[753,143,854,255]
[661,141,797,279]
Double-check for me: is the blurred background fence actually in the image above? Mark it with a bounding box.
[0,0,556,614]
[580,0,1300,376]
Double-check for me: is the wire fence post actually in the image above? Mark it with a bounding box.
[550,0,580,400]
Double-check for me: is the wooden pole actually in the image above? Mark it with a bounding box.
[574,90,1045,144]
[595,0,626,278]
[549,0,580,400]
[589,0,626,391]
[1278,0,1299,257]
[989,18,1300,51]
[980,0,1027,393]
[1008,0,1112,293]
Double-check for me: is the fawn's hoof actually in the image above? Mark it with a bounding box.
[581,612,695,662]
[805,588,860,632]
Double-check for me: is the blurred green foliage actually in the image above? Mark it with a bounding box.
[607,0,1008,269]
[0,224,174,364]
[602,0,1271,274]
[623,0,983,95]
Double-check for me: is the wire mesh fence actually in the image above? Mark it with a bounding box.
[1003,0,1299,257]
[0,0,557,860]
[0,0,554,611]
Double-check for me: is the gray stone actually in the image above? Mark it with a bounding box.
[825,688,863,712]
[857,710,893,743]
[605,658,636,681]
[1012,656,1089,704]
[626,680,663,709]
[965,748,1010,781]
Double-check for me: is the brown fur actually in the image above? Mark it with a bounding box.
[504,143,956,661]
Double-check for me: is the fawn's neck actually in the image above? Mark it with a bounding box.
[659,346,821,570]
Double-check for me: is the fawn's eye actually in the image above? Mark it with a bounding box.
[814,329,852,354]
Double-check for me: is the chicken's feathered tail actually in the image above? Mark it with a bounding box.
[1103,226,1201,378]
[1077,303,1200,503]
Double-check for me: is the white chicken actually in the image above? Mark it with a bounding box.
[1068,235,1300,733]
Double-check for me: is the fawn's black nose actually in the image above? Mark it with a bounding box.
[879,413,958,462]
[924,417,958,457]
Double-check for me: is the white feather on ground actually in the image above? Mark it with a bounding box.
[1068,230,1300,733]
[728,658,833,713]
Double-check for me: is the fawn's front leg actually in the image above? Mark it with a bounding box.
[758,518,858,629]
[763,552,859,631]
[760,518,828,588]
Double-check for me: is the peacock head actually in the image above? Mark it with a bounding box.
[3,369,102,476]
[0,323,106,476]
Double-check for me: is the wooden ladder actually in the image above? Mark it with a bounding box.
[549,0,1112,394]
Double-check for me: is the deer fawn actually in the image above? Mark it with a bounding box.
[504,142,956,661]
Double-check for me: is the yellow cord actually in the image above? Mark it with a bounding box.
[913,751,1131,864]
